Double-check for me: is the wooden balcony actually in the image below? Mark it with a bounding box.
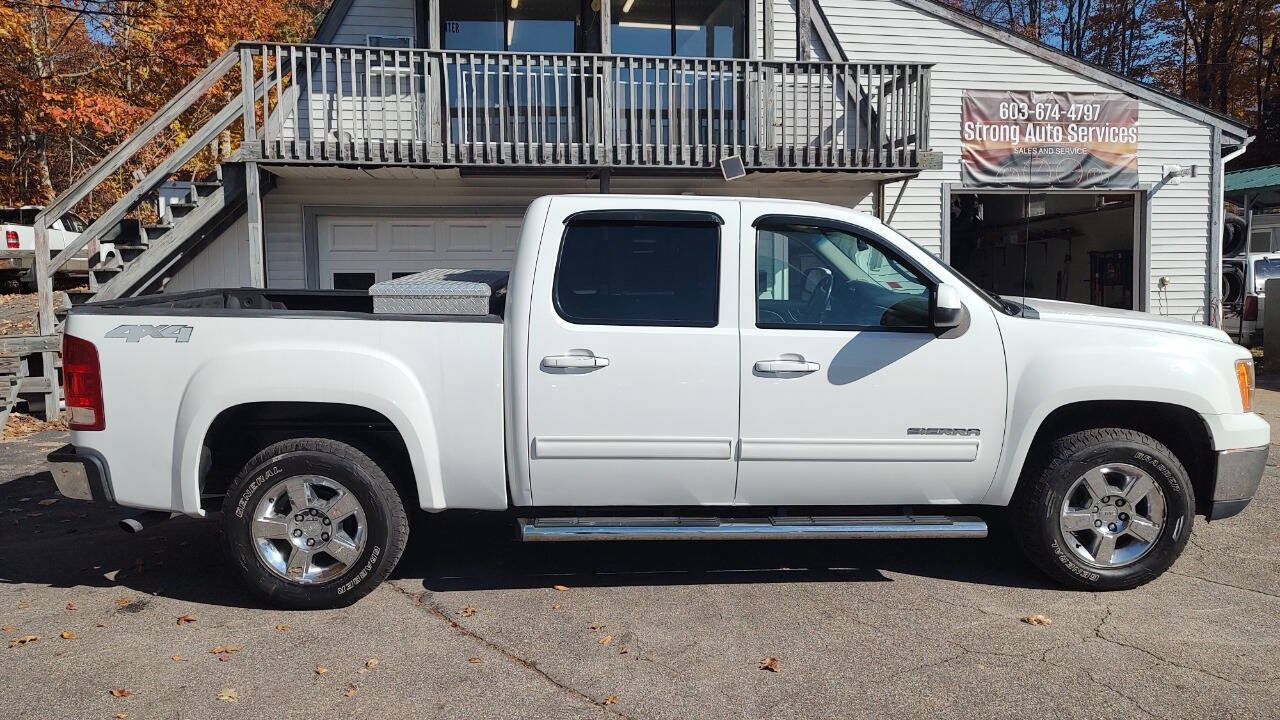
[241,43,936,172]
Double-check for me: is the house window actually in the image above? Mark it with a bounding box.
[441,0,586,53]
[611,0,745,58]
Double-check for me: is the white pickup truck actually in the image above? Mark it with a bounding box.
[0,206,106,287]
[50,195,1269,609]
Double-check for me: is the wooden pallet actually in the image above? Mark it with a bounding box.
[0,334,61,433]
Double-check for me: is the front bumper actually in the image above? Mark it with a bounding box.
[1206,445,1268,520]
[47,444,113,503]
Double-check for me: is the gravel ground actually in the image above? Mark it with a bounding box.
[1,390,1278,719]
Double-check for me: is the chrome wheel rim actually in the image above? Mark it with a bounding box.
[1059,463,1166,568]
[251,475,367,585]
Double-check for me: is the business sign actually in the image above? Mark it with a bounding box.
[961,90,1139,189]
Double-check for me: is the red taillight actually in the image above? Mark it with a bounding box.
[63,334,104,431]
[1244,294,1259,322]
[4,230,16,249]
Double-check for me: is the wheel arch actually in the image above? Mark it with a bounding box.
[992,400,1215,514]
[172,347,444,515]
[198,402,419,514]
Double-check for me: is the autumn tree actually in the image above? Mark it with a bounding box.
[0,0,326,208]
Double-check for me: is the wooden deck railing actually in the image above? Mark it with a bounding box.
[241,43,933,171]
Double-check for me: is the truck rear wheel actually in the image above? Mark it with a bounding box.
[222,438,409,609]
[1012,428,1194,590]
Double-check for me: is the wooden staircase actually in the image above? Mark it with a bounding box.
[87,166,250,300]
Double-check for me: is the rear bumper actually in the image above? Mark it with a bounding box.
[46,444,113,503]
[1206,445,1268,520]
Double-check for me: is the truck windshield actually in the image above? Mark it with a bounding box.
[1255,257,1280,294]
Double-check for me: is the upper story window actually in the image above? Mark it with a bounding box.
[438,0,746,57]
[554,217,720,327]
[611,0,745,57]
[442,0,593,53]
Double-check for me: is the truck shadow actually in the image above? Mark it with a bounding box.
[0,468,1056,609]
[394,511,1058,593]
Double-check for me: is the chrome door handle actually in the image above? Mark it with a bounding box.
[542,354,610,369]
[755,358,821,373]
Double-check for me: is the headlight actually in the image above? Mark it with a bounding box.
[1235,358,1255,412]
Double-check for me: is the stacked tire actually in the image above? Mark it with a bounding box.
[1223,213,1248,257]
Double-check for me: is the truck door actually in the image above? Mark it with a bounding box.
[736,211,1008,506]
[524,200,741,506]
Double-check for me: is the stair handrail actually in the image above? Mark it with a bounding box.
[33,49,242,272]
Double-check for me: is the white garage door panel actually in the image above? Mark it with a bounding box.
[316,213,519,289]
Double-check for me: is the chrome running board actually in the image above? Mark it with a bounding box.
[518,515,987,542]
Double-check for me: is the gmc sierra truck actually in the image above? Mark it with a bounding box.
[49,195,1269,609]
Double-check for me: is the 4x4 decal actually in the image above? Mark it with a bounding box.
[105,324,193,343]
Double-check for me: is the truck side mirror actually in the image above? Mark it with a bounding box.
[933,284,964,329]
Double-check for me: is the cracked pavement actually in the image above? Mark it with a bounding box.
[2,391,1280,719]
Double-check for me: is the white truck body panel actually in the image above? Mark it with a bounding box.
[67,312,506,514]
[65,194,1267,518]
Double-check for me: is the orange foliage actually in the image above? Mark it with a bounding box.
[0,0,325,209]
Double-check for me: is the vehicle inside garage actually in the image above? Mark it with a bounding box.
[948,192,1137,309]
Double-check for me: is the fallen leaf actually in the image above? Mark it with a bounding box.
[274,623,290,632]
[60,630,76,640]
[365,657,378,669]
[176,614,197,625]
[115,597,130,606]
[553,584,569,592]
[619,645,629,654]
[217,688,239,703]
[109,689,132,698]
[460,607,476,617]
[96,623,106,628]
[8,634,39,648]
[315,665,329,675]
[171,656,186,662]
[65,602,76,611]
[599,634,612,645]
[209,644,241,654]
[114,714,128,719]
[590,623,606,632]
[1021,614,1052,626]
[552,603,561,610]
[468,657,482,664]
[343,684,358,698]
[37,498,57,506]
[1,626,14,633]
[760,657,780,673]
[602,695,617,706]
[17,601,28,610]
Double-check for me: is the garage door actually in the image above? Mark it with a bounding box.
[316,213,522,290]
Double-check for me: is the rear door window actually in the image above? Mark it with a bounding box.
[554,219,720,327]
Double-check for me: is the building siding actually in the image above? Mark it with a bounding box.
[813,0,1215,320]
[328,0,416,45]
[164,215,254,292]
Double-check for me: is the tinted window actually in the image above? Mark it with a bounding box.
[757,223,931,329]
[333,272,376,290]
[555,220,719,326]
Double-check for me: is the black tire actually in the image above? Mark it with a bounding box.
[1012,428,1194,590]
[1223,213,1248,257]
[222,438,409,609]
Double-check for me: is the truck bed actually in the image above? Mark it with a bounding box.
[64,287,509,515]
[74,287,506,321]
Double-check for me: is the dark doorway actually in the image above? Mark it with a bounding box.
[948,191,1138,309]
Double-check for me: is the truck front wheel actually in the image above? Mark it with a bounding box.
[1013,428,1194,590]
[222,438,409,609]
